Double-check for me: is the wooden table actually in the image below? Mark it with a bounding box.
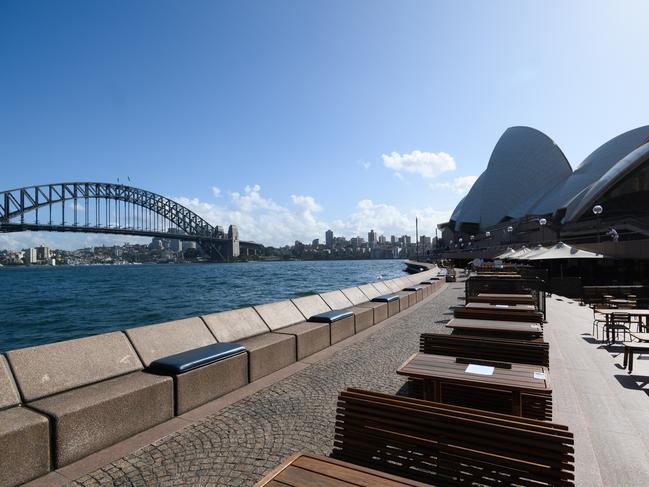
[255,452,430,486]
[465,302,536,311]
[397,352,550,416]
[610,298,634,306]
[597,308,649,334]
[468,293,536,306]
[475,273,522,279]
[446,317,543,338]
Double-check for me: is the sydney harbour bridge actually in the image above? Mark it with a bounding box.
[0,182,263,262]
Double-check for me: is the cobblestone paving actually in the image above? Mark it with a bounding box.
[74,283,463,487]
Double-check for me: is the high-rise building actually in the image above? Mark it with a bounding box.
[36,246,50,261]
[390,235,397,244]
[312,238,319,247]
[24,248,38,264]
[368,230,377,248]
[378,235,386,245]
[325,229,334,248]
[166,228,184,253]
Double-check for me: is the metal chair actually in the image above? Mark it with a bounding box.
[605,312,631,344]
[591,306,608,339]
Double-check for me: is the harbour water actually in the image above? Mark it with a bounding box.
[0,259,407,353]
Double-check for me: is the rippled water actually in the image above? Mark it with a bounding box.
[0,260,407,352]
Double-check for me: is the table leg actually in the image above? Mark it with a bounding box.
[423,380,433,401]
[433,381,441,403]
[512,391,522,416]
[629,351,634,374]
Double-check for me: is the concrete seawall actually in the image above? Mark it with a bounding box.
[0,262,440,487]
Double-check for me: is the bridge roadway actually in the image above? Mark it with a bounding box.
[28,282,649,486]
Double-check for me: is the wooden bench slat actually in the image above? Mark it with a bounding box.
[332,389,574,486]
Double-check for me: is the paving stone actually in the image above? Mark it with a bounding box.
[73,284,458,487]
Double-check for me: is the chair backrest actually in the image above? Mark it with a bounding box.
[202,307,270,342]
[340,287,370,305]
[611,312,631,325]
[126,317,217,367]
[373,281,393,295]
[332,388,574,486]
[420,333,549,367]
[382,279,402,293]
[292,295,331,319]
[319,290,354,310]
[357,283,381,300]
[6,332,142,402]
[255,300,305,331]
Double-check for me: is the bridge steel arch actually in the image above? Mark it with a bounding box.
[0,182,241,261]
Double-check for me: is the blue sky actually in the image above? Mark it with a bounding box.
[1,0,648,248]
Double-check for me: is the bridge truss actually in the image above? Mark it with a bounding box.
[0,182,244,261]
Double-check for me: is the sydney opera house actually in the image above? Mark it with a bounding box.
[439,125,649,259]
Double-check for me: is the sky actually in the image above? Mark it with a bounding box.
[2,0,649,249]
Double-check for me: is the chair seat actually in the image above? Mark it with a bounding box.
[148,343,246,374]
[372,294,399,303]
[308,309,354,323]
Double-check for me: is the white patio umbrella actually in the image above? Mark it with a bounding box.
[525,242,604,278]
[526,242,604,260]
[517,244,549,260]
[494,247,516,259]
[506,246,532,260]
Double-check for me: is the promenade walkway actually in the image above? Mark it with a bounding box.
[30,283,649,486]
[62,284,460,487]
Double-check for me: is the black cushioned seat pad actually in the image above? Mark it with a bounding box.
[372,294,399,303]
[404,286,423,291]
[148,343,246,375]
[308,310,354,323]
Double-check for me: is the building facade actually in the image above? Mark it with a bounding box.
[440,125,649,252]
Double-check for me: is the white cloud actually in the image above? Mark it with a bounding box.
[291,195,322,213]
[211,186,221,198]
[436,175,479,194]
[175,187,450,246]
[331,199,450,238]
[382,150,456,178]
[229,184,282,212]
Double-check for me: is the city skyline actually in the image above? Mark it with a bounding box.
[3,1,649,249]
